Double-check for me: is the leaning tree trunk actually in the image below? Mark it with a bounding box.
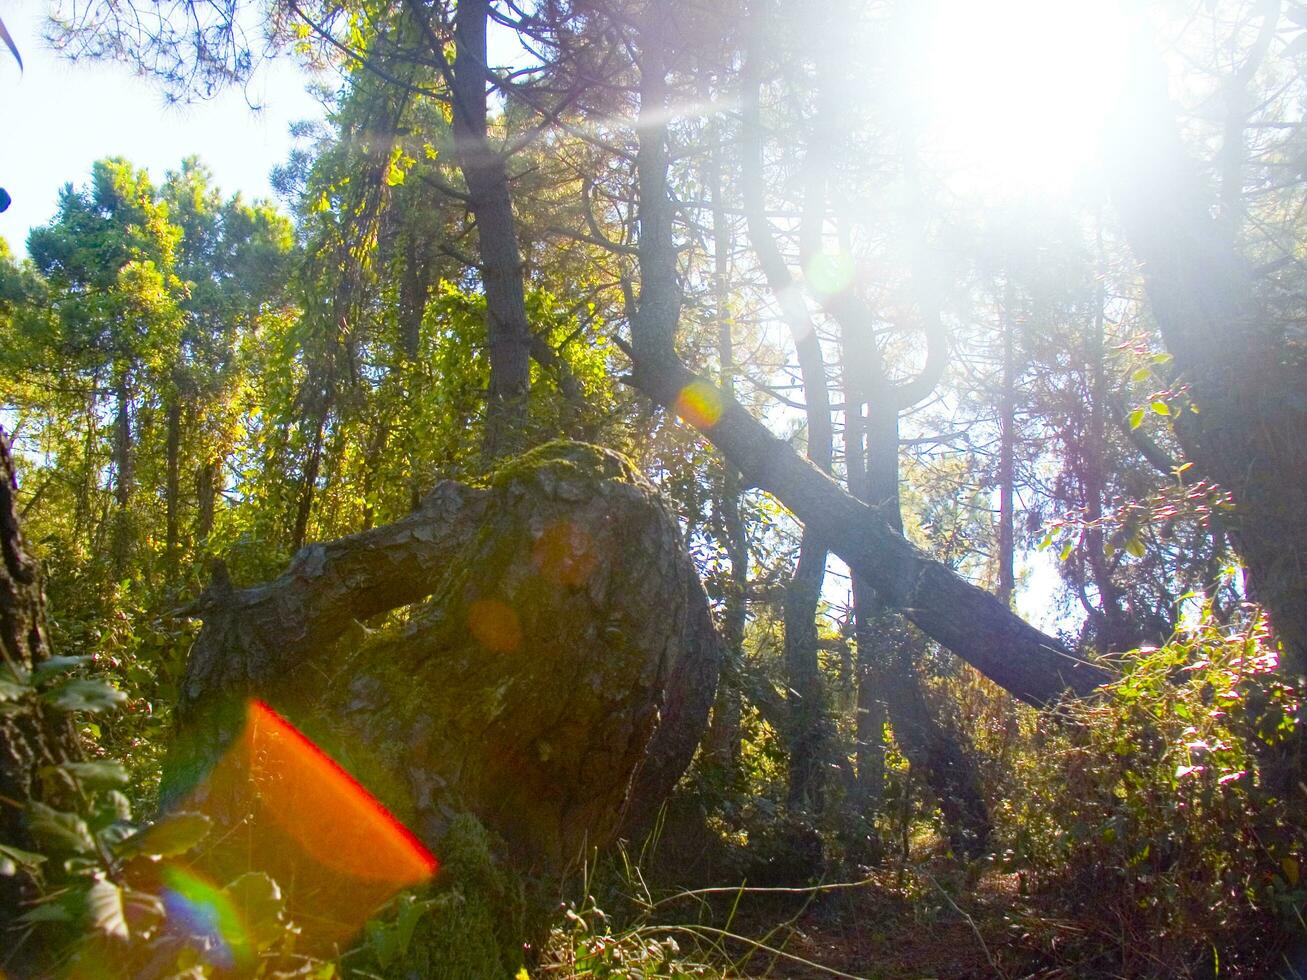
[166,442,719,905]
[626,27,1108,705]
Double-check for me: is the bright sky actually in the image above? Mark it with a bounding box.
[0,0,325,255]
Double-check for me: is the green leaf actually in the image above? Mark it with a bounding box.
[60,760,129,790]
[86,878,129,940]
[32,656,90,680]
[1125,537,1147,558]
[1131,366,1151,383]
[1150,400,1171,416]
[117,812,211,859]
[1128,408,1145,430]
[18,901,73,924]
[0,843,46,876]
[0,676,30,701]
[27,802,95,855]
[44,678,127,713]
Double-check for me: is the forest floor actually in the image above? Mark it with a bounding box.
[672,853,1159,980]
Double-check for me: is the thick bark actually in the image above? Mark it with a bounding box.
[0,430,79,931]
[168,443,720,868]
[1106,41,1307,678]
[449,0,533,462]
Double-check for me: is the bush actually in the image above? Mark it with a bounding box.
[1005,609,1305,977]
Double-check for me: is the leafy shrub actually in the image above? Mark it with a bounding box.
[1005,608,1304,976]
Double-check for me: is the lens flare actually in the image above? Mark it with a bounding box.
[467,597,523,652]
[160,865,248,970]
[804,251,856,296]
[674,381,725,430]
[532,521,598,588]
[244,700,438,886]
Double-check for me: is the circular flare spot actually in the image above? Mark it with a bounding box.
[467,598,523,653]
[805,251,856,296]
[533,521,598,587]
[674,381,725,430]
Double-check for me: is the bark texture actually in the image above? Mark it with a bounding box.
[0,430,79,930]
[167,442,720,875]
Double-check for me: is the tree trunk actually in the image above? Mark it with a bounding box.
[449,0,533,463]
[997,276,1016,607]
[703,136,746,773]
[627,19,1108,708]
[0,429,80,934]
[111,368,134,570]
[167,444,720,866]
[1107,41,1307,680]
[740,55,835,807]
[165,398,182,583]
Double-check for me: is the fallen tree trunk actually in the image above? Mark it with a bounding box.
[167,442,721,877]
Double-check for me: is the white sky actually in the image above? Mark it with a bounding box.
[0,0,325,255]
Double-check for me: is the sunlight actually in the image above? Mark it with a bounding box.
[924,0,1131,194]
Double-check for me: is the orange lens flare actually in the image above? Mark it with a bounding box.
[674,381,725,430]
[532,521,598,588]
[467,597,523,652]
[244,700,438,886]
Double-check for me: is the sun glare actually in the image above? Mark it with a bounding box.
[925,0,1130,194]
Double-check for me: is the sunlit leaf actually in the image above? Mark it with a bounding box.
[1128,408,1145,429]
[87,878,129,940]
[0,843,47,876]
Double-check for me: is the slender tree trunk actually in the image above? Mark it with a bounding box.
[165,398,182,583]
[997,276,1016,607]
[449,0,532,463]
[111,367,134,570]
[627,17,1107,707]
[740,54,835,807]
[196,460,216,543]
[704,135,746,773]
[291,413,326,553]
[857,375,991,855]
[400,232,432,510]
[1081,224,1128,649]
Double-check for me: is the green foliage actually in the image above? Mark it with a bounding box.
[995,611,1304,974]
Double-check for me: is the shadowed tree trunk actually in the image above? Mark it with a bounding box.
[167,443,720,875]
[0,430,80,941]
[446,0,533,462]
[741,49,836,809]
[1107,34,1307,682]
